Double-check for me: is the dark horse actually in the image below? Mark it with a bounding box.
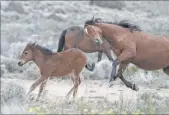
[57,20,114,71]
[84,17,144,90]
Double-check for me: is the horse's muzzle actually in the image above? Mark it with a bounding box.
[94,38,103,45]
[18,61,23,66]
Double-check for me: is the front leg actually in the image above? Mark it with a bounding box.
[103,49,114,62]
[110,44,136,83]
[110,63,126,87]
[109,63,139,91]
[36,78,49,101]
[97,51,103,62]
[27,77,44,96]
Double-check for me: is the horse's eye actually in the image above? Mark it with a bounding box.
[24,52,28,55]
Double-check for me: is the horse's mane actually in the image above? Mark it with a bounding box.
[85,18,141,31]
[35,44,54,55]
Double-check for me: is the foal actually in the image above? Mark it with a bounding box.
[18,42,86,100]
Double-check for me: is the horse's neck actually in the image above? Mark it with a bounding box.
[33,49,46,69]
[96,23,120,44]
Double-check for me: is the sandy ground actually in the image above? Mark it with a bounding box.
[17,78,169,103]
[2,77,169,114]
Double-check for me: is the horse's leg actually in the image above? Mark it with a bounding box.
[71,74,77,98]
[98,51,103,62]
[66,79,79,98]
[73,77,81,98]
[66,73,79,98]
[110,47,136,83]
[71,67,82,98]
[27,77,44,96]
[86,51,102,72]
[103,49,114,61]
[120,74,139,91]
[110,63,139,91]
[36,78,49,101]
[85,62,95,71]
[109,63,127,86]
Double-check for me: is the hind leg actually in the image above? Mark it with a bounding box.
[66,71,80,98]
[110,63,139,91]
[84,51,102,72]
[163,66,169,75]
[71,63,84,98]
[73,77,81,98]
[66,77,79,98]
[72,72,82,98]
[85,62,95,71]
[85,51,101,72]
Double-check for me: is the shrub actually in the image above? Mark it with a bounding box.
[1,79,26,105]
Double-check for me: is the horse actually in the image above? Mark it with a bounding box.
[18,42,87,100]
[57,22,114,71]
[84,17,169,91]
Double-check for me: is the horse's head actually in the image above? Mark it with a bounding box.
[84,25,103,45]
[18,42,36,66]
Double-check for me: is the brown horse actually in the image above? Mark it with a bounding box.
[18,42,87,100]
[84,17,169,90]
[57,22,114,71]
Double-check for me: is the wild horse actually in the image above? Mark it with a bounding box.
[18,42,87,100]
[57,20,114,71]
[84,17,169,90]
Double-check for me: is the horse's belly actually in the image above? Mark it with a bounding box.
[133,55,169,70]
[52,67,73,76]
[133,61,168,70]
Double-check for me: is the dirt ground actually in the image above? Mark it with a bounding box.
[2,77,169,114]
[21,78,169,102]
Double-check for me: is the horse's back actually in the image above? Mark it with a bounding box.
[70,48,87,62]
[59,48,86,59]
[69,48,86,58]
[66,26,83,37]
[132,32,169,70]
[136,32,169,48]
[64,26,84,48]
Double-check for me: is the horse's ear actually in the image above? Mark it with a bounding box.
[28,41,32,45]
[84,27,89,35]
[32,41,37,47]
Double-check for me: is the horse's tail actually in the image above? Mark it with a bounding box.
[57,29,67,52]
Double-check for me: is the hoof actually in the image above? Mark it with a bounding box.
[132,84,139,91]
[109,81,115,87]
[26,94,35,102]
[91,63,95,69]
[86,63,95,71]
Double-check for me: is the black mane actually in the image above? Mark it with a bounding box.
[85,18,141,31]
[35,44,54,55]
